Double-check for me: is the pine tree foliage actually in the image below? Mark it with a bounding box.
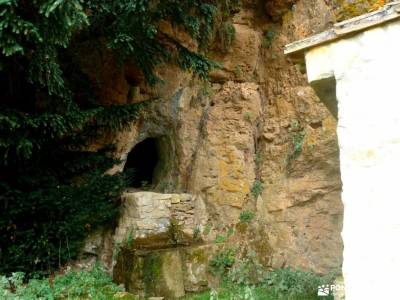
[0,0,240,276]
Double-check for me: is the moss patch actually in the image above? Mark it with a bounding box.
[187,248,209,265]
[143,252,163,295]
[249,238,272,267]
[235,221,249,234]
[121,231,193,252]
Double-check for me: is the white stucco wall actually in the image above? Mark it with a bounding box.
[305,21,400,300]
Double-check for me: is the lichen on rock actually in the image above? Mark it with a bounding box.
[335,0,387,22]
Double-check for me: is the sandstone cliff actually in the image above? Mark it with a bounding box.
[82,0,344,296]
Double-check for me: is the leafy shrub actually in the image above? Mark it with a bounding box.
[287,131,305,165]
[0,0,239,276]
[0,151,126,276]
[209,248,236,276]
[262,268,335,299]
[227,251,264,285]
[185,272,336,299]
[205,246,337,300]
[0,264,123,299]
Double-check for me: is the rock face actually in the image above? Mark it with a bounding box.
[256,0,343,273]
[189,81,262,220]
[85,0,344,296]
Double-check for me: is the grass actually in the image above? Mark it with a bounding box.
[1,222,338,300]
[183,285,332,300]
[0,263,336,300]
[200,249,337,300]
[184,288,272,300]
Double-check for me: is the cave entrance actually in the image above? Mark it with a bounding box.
[124,138,160,188]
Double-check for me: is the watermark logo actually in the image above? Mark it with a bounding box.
[317,284,344,297]
[317,285,331,296]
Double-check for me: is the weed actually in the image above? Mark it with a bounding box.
[233,65,242,77]
[251,180,263,198]
[255,150,262,170]
[203,224,212,235]
[227,227,234,237]
[207,249,336,299]
[158,181,173,193]
[168,218,183,245]
[262,268,335,299]
[288,131,305,160]
[215,234,227,244]
[228,250,264,285]
[217,21,236,53]
[244,112,252,122]
[113,241,122,262]
[193,226,201,241]
[286,120,305,172]
[125,229,135,247]
[205,252,337,299]
[184,281,333,299]
[112,229,135,264]
[251,70,259,82]
[239,211,254,223]
[199,81,213,98]
[210,289,219,300]
[243,286,256,300]
[0,264,123,299]
[209,248,236,276]
[141,180,151,191]
[262,28,276,48]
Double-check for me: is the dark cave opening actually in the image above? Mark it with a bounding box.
[124,138,159,188]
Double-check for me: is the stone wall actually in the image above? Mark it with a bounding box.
[114,192,207,243]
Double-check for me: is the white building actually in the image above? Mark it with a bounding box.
[285,2,400,299]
